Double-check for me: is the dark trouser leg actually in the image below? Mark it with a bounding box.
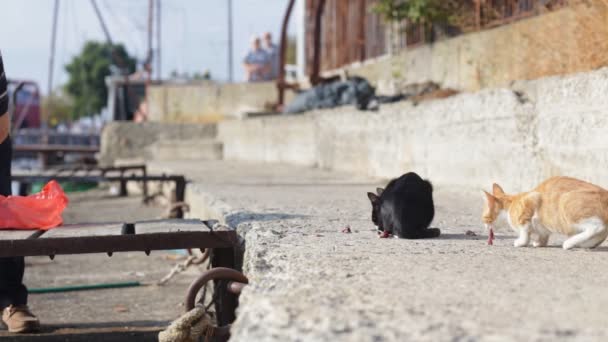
[0,258,27,309]
[0,136,27,309]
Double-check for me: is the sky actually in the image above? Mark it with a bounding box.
[0,0,299,94]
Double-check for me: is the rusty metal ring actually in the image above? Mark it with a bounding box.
[185,267,249,312]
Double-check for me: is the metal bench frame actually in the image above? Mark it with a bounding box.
[0,219,241,340]
[4,170,243,339]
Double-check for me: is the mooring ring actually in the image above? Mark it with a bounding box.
[184,267,249,312]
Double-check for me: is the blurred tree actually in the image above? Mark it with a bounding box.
[371,0,450,24]
[64,41,136,119]
[43,89,75,126]
[372,0,469,45]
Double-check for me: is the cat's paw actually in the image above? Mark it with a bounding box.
[513,239,528,247]
[532,241,541,247]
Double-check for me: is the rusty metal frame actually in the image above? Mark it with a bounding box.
[310,0,327,86]
[277,0,297,107]
[0,230,237,258]
[0,220,238,258]
[32,164,149,199]
[0,219,243,338]
[13,143,100,169]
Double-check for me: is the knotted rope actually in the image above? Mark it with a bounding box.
[158,305,214,342]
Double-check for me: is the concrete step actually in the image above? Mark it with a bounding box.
[151,139,223,161]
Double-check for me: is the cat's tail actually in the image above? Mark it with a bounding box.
[422,227,441,238]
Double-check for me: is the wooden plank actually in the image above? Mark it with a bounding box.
[40,223,124,238]
[40,220,219,237]
[134,219,211,234]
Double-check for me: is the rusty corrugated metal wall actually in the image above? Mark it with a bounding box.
[305,0,569,73]
[306,0,387,74]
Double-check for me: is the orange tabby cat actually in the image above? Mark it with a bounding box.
[482,176,608,250]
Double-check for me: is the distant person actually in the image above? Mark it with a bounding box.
[0,51,40,334]
[262,32,279,80]
[243,36,270,82]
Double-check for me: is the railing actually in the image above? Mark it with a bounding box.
[12,129,100,147]
[479,0,569,28]
[306,0,571,72]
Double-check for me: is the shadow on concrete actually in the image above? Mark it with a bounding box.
[227,182,379,187]
[0,320,167,342]
[226,211,309,227]
[436,233,511,241]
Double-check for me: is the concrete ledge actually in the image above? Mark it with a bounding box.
[99,122,218,166]
[147,81,294,123]
[216,67,608,192]
[218,115,317,167]
[185,182,236,227]
[152,139,223,161]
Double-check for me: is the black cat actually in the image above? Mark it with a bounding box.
[367,172,440,239]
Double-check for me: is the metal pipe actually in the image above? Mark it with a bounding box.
[156,0,162,80]
[46,0,60,131]
[277,0,296,106]
[358,0,366,62]
[227,0,234,83]
[310,0,327,86]
[146,0,154,119]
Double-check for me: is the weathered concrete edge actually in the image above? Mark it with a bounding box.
[183,185,279,342]
[184,182,267,276]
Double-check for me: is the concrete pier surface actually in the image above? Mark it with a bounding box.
[148,160,608,341]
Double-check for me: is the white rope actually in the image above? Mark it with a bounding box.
[158,306,214,342]
[157,256,197,286]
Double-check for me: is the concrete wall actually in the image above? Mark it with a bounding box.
[218,67,608,192]
[99,122,217,166]
[218,115,316,167]
[147,81,294,123]
[335,1,608,94]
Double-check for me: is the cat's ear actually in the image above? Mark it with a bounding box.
[482,190,496,205]
[492,183,505,197]
[367,192,380,204]
[376,188,384,196]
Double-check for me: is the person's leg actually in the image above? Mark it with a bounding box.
[0,256,27,310]
[0,136,37,333]
[0,136,27,309]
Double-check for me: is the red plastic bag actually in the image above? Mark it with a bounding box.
[0,180,69,230]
